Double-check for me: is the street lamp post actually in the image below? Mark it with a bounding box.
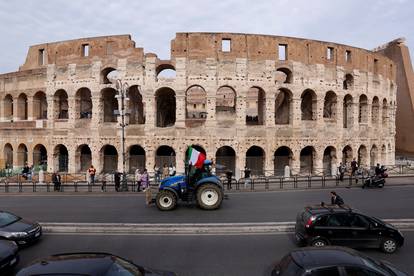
[115,79,129,192]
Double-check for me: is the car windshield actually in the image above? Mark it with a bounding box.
[359,254,393,275]
[0,212,20,227]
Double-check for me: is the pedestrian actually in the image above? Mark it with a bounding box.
[114,171,121,192]
[135,168,142,192]
[88,165,96,185]
[22,163,30,180]
[153,164,161,183]
[162,163,169,179]
[338,162,346,182]
[27,164,33,181]
[355,166,364,184]
[169,163,176,176]
[244,166,251,189]
[351,158,358,176]
[226,170,233,190]
[141,169,149,190]
[52,172,61,191]
[330,191,344,206]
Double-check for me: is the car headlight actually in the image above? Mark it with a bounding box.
[8,232,28,238]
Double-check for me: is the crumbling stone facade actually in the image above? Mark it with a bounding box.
[0,33,397,178]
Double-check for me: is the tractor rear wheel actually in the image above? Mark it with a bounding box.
[156,190,177,211]
[197,183,223,210]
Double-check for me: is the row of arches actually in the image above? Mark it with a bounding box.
[3,143,390,176]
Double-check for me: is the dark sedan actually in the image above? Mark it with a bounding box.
[16,252,177,276]
[0,240,19,273]
[0,211,42,246]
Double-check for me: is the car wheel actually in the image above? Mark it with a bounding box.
[311,238,328,247]
[197,183,223,210]
[381,238,397,254]
[155,190,177,211]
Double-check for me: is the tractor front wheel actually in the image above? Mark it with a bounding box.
[156,190,177,211]
[197,184,223,210]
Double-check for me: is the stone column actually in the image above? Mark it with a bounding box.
[176,148,185,174]
[143,90,155,128]
[68,96,76,127]
[205,95,216,127]
[336,96,344,131]
[46,97,54,128]
[291,97,302,128]
[68,147,76,173]
[291,149,301,176]
[91,96,101,126]
[0,99,4,121]
[27,147,33,167]
[27,96,34,121]
[91,147,101,174]
[175,93,185,128]
[265,93,275,127]
[235,149,246,179]
[12,99,19,121]
[264,150,274,176]
[236,91,247,127]
[352,102,359,130]
[314,152,323,175]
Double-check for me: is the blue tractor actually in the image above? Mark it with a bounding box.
[155,160,224,211]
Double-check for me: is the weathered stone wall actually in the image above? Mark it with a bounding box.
[0,33,397,178]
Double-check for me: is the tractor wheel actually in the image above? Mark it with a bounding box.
[156,190,177,211]
[197,183,223,210]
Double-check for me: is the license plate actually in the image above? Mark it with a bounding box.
[35,232,40,237]
[9,257,16,266]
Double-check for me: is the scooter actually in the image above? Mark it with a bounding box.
[362,168,388,189]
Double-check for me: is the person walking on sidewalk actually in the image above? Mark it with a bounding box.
[114,171,121,192]
[226,170,233,190]
[88,165,96,185]
[135,168,142,192]
[338,162,346,182]
[244,167,251,189]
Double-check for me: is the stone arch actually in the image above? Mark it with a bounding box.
[300,146,316,175]
[54,144,69,172]
[3,94,13,120]
[342,145,353,165]
[33,144,47,169]
[186,85,207,127]
[371,96,380,124]
[276,67,293,84]
[17,93,28,120]
[215,146,236,175]
[357,145,368,168]
[246,86,265,125]
[156,64,176,79]
[128,145,146,173]
[155,145,176,168]
[216,86,236,126]
[54,89,69,119]
[274,146,293,176]
[343,73,354,90]
[323,146,337,176]
[343,94,353,128]
[301,89,317,120]
[358,94,368,123]
[381,144,387,165]
[155,88,176,127]
[75,144,92,172]
[4,143,13,169]
[100,145,118,173]
[245,146,265,176]
[370,145,378,167]
[101,87,118,123]
[275,88,292,124]
[128,85,145,125]
[323,91,337,120]
[382,98,388,126]
[101,67,117,84]
[17,143,28,167]
[33,91,47,120]
[75,88,92,119]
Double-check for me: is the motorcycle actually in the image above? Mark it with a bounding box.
[362,167,388,188]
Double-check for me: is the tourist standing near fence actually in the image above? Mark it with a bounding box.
[88,165,96,185]
[135,168,142,192]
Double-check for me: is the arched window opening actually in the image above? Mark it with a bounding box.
[343,74,354,90]
[186,85,207,127]
[275,68,293,84]
[216,86,236,126]
[323,91,337,120]
[156,64,176,80]
[275,89,292,125]
[101,145,118,173]
[155,146,176,168]
[101,88,118,123]
[323,146,337,176]
[301,89,317,121]
[246,146,265,176]
[216,146,236,175]
[357,145,368,168]
[342,145,353,165]
[274,146,293,176]
[156,88,176,127]
[370,145,378,167]
[4,143,13,169]
[54,144,68,172]
[76,88,92,119]
[33,91,47,120]
[4,95,13,120]
[372,97,380,124]
[76,145,91,173]
[54,90,69,119]
[101,67,117,84]
[382,99,388,126]
[17,144,28,167]
[300,146,316,175]
[343,94,353,128]
[17,94,28,120]
[33,144,47,170]
[128,85,145,125]
[358,95,368,124]
[128,145,146,173]
[246,87,265,125]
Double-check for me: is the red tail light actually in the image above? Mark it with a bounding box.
[305,216,315,228]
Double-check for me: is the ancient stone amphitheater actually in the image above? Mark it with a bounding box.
[0,33,396,178]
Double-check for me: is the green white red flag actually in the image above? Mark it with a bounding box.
[187,146,206,169]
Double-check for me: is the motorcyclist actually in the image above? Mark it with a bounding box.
[375,163,381,176]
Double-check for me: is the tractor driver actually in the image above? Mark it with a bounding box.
[188,160,213,187]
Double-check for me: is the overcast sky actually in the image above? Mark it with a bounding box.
[0,0,413,74]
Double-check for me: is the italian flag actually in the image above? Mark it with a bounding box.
[187,147,206,169]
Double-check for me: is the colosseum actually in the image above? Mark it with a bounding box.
[0,33,397,179]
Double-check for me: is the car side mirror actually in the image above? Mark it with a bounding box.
[370,222,378,229]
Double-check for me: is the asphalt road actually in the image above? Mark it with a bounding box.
[1,185,414,223]
[12,231,414,276]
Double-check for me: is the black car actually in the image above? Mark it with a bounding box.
[16,252,177,276]
[271,246,409,276]
[295,204,404,253]
[0,210,42,246]
[0,240,19,273]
